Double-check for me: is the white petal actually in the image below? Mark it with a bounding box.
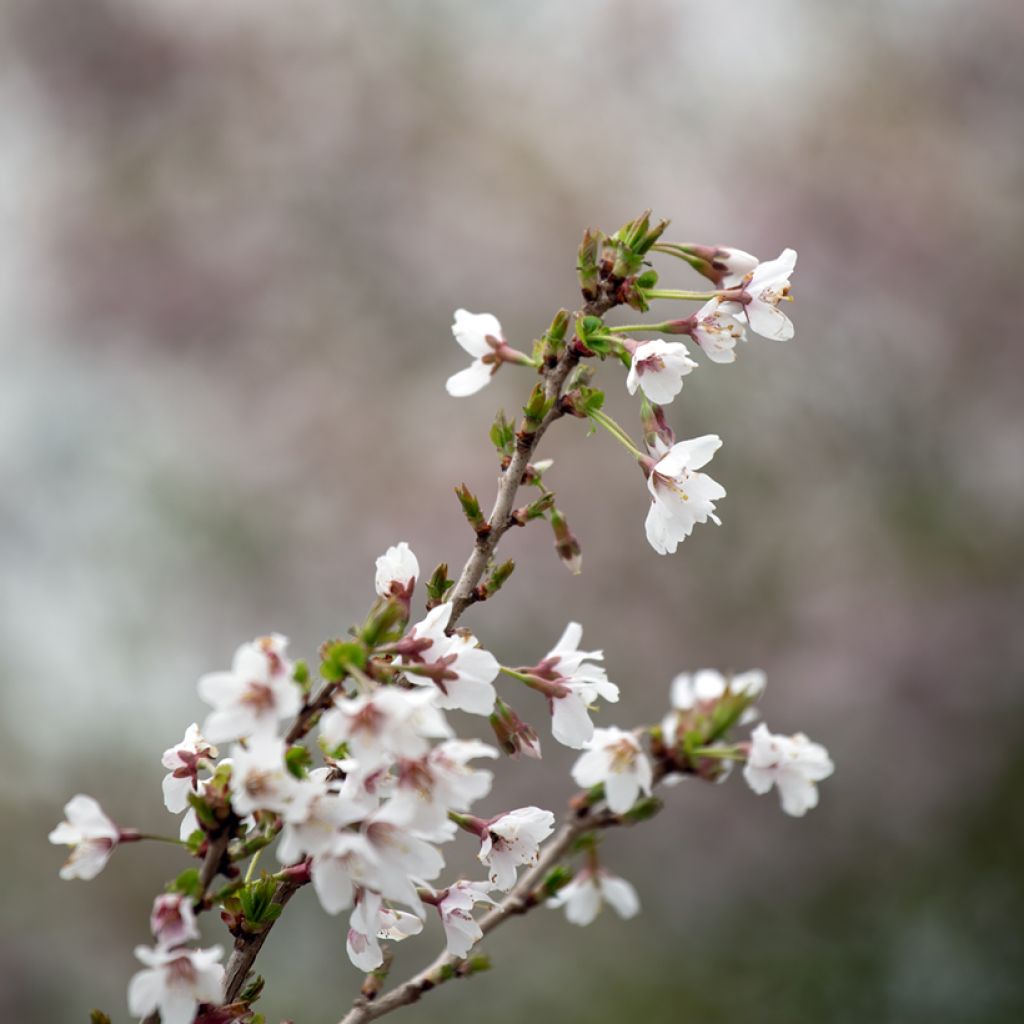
[601,874,640,919]
[446,359,494,397]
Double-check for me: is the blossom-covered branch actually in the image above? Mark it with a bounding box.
[49,212,832,1024]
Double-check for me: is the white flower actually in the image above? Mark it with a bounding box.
[320,687,452,773]
[626,339,697,405]
[690,299,747,364]
[310,833,381,915]
[277,776,364,865]
[743,723,834,817]
[446,309,509,397]
[539,622,620,749]
[198,634,300,744]
[379,739,498,840]
[346,891,386,972]
[48,795,120,881]
[403,603,499,716]
[150,893,200,949]
[127,945,224,1024]
[161,723,218,814]
[436,881,496,957]
[228,734,302,817]
[719,248,797,342]
[644,435,726,555]
[548,868,640,926]
[478,807,555,891]
[571,727,653,814]
[375,542,420,599]
[364,818,445,914]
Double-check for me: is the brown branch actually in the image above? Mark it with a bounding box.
[222,878,305,1002]
[447,290,620,633]
[337,811,594,1024]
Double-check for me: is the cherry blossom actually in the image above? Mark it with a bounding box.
[402,603,499,716]
[533,622,620,749]
[198,634,300,744]
[161,723,217,814]
[571,727,653,814]
[718,248,798,342]
[435,881,496,957]
[375,541,420,600]
[127,944,223,1024]
[49,795,120,881]
[644,435,726,555]
[364,818,446,913]
[320,687,452,773]
[743,723,834,816]
[548,868,640,926]
[277,774,364,865]
[690,299,747,364]
[625,339,697,405]
[379,739,498,840]
[310,833,381,915]
[150,893,200,949]
[228,734,302,817]
[446,310,532,397]
[478,806,555,891]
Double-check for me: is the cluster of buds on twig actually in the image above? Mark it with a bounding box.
[49,211,832,1024]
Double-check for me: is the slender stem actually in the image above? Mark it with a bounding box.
[130,832,189,846]
[244,849,263,883]
[650,243,705,272]
[607,322,673,334]
[691,746,746,762]
[642,288,719,301]
[498,665,535,685]
[589,409,645,460]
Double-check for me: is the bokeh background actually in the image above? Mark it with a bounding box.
[3,1,1023,1022]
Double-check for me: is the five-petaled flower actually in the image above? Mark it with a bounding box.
[529,621,621,749]
[49,795,120,881]
[743,723,834,816]
[643,435,726,555]
[435,880,497,957]
[477,806,555,891]
[161,723,218,814]
[571,727,653,814]
[127,944,224,1024]
[401,603,500,716]
[625,338,697,405]
[198,634,299,744]
[718,248,798,342]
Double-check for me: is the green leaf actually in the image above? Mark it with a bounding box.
[168,867,203,900]
[489,411,515,456]
[320,640,367,682]
[285,744,312,779]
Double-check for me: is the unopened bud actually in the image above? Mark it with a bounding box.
[489,697,542,759]
[550,508,582,575]
[455,483,489,538]
[640,397,675,451]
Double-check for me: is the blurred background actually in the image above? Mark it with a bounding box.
[3,1,1023,1021]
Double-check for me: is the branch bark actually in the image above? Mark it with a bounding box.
[222,878,304,1002]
